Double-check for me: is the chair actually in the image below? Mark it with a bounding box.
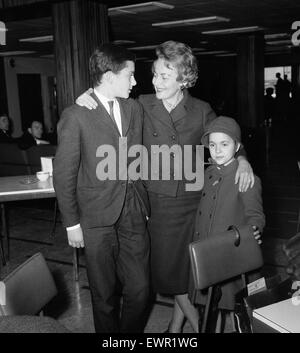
[25,145,56,174]
[189,226,263,333]
[0,143,31,177]
[0,252,57,316]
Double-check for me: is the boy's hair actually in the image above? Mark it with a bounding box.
[89,43,136,87]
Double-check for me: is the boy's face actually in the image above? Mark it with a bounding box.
[111,60,136,99]
[208,132,238,165]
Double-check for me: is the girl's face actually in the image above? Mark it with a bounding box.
[152,58,182,101]
[208,132,239,165]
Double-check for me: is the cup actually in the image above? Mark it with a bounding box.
[36,171,50,182]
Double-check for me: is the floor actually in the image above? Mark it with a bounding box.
[0,123,299,333]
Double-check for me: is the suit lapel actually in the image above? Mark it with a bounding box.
[91,92,121,136]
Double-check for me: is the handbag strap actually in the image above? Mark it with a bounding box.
[228,225,241,247]
[228,225,247,287]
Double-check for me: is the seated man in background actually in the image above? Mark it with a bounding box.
[18,120,50,150]
[0,113,14,143]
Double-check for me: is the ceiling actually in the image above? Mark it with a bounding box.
[0,0,299,60]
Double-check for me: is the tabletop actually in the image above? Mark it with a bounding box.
[0,175,55,202]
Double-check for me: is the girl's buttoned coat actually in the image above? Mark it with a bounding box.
[190,159,265,310]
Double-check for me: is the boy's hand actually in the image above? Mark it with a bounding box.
[235,157,255,192]
[75,88,97,110]
[67,227,85,248]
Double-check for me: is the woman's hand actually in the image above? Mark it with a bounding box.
[235,157,255,192]
[252,225,262,245]
[75,88,98,110]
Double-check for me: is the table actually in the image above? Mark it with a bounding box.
[0,175,79,280]
[253,297,300,333]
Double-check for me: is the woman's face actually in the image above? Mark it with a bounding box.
[152,58,182,101]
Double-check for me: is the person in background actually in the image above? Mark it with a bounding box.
[0,113,14,143]
[189,116,265,331]
[53,44,150,333]
[75,40,255,333]
[18,120,50,150]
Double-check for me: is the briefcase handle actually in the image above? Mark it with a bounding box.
[228,225,241,247]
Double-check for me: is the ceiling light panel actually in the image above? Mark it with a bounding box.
[19,35,53,43]
[129,45,158,50]
[202,26,262,35]
[0,51,35,56]
[152,16,230,28]
[109,2,174,16]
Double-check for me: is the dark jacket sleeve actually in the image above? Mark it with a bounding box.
[240,176,265,232]
[53,107,81,228]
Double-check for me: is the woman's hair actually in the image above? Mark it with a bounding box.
[89,43,136,87]
[155,40,198,88]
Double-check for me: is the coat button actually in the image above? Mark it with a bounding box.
[171,135,176,140]
[202,192,206,197]
[153,132,158,137]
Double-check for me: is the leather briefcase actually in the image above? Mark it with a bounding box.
[189,225,263,290]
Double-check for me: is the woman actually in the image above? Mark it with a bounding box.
[76,40,254,333]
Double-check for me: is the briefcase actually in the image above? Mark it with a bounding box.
[189,225,264,290]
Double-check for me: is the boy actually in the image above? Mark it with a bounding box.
[53,44,150,333]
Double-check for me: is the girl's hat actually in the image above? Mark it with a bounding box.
[201,116,243,148]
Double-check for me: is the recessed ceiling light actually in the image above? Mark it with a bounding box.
[264,33,288,40]
[192,48,206,52]
[266,40,292,45]
[202,26,262,35]
[0,51,35,56]
[129,45,157,50]
[109,2,174,16]
[152,16,230,28]
[196,50,229,55]
[216,53,237,57]
[113,40,136,45]
[40,54,54,58]
[19,35,53,43]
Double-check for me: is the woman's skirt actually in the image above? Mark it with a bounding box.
[147,191,201,295]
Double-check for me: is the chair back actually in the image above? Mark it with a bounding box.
[0,253,57,316]
[189,225,263,290]
[0,143,30,176]
[189,225,263,333]
[26,145,56,174]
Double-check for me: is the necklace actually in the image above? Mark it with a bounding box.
[163,91,184,112]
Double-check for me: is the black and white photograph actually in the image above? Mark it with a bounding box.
[0,0,300,338]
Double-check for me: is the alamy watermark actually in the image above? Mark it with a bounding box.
[0,282,5,305]
[0,21,6,45]
[95,137,204,192]
[292,21,300,46]
[292,280,300,306]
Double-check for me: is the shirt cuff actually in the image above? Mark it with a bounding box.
[66,224,81,231]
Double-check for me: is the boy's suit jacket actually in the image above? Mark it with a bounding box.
[53,92,149,229]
